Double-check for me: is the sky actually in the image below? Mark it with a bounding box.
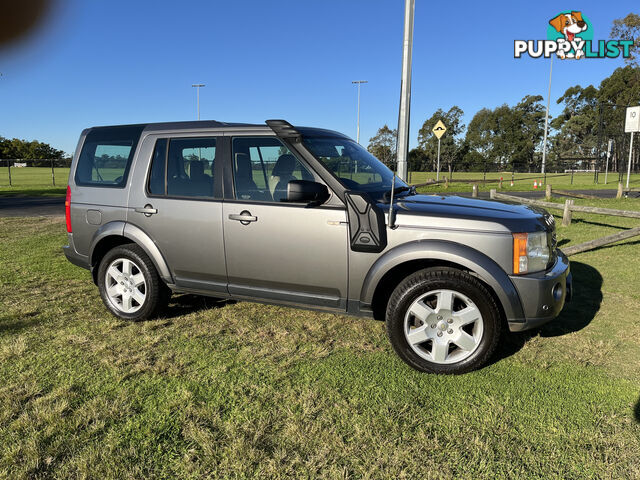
[0,0,638,156]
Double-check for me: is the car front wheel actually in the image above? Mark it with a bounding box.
[385,267,502,374]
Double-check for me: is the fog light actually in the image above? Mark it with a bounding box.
[552,283,563,302]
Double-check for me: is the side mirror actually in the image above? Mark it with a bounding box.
[286,180,329,204]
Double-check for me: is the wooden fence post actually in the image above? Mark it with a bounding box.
[444,177,449,189]
[545,184,552,200]
[7,161,11,187]
[617,182,623,199]
[472,184,478,197]
[562,199,574,226]
[51,159,56,186]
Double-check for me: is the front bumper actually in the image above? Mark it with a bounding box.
[507,250,571,332]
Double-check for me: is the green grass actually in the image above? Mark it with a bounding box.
[1,201,640,478]
[0,167,69,197]
[410,171,640,194]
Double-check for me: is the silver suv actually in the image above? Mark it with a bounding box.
[63,120,571,374]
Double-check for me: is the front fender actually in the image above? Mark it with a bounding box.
[360,239,525,322]
[88,221,173,284]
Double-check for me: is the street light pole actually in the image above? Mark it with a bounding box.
[396,0,415,182]
[352,80,368,144]
[541,56,553,181]
[192,83,205,120]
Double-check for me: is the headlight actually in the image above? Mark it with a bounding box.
[512,231,550,274]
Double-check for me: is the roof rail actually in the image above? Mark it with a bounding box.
[266,119,301,141]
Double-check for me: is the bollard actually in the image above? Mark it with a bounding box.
[7,161,11,187]
[562,199,574,227]
[51,159,56,186]
[444,177,449,189]
[472,184,478,198]
[499,177,503,189]
[490,188,496,199]
[617,182,623,199]
[545,184,552,200]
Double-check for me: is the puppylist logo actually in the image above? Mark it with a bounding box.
[514,11,634,60]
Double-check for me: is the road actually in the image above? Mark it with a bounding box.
[0,189,634,217]
[0,196,64,217]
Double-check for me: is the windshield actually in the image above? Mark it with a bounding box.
[301,136,408,200]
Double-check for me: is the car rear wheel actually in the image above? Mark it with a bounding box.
[97,244,169,321]
[385,267,502,374]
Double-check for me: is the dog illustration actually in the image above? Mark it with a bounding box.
[549,11,588,59]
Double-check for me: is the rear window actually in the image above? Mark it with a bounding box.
[75,125,145,187]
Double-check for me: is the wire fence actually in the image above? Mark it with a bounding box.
[0,159,71,187]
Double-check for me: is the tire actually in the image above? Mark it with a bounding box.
[97,243,170,321]
[385,267,502,374]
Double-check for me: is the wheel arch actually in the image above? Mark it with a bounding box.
[361,240,524,322]
[88,221,173,285]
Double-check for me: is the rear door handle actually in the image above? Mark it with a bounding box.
[228,210,257,225]
[134,204,158,216]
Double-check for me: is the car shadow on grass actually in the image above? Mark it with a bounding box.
[570,218,628,230]
[0,311,42,335]
[635,397,640,424]
[163,293,235,318]
[491,261,602,364]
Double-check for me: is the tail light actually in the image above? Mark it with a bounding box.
[65,185,72,233]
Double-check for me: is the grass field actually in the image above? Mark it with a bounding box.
[1,167,639,197]
[1,198,640,478]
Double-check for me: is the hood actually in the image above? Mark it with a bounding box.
[383,194,551,233]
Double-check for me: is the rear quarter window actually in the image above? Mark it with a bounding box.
[75,125,145,187]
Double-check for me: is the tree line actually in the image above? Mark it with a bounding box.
[0,136,67,160]
[368,14,640,176]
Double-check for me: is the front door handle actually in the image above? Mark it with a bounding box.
[134,204,158,217]
[228,210,257,225]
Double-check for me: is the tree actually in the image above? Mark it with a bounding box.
[515,95,546,171]
[611,13,640,67]
[463,96,546,173]
[550,66,640,173]
[367,125,397,167]
[465,108,495,171]
[550,85,598,169]
[597,65,640,173]
[408,147,428,172]
[417,106,465,177]
[0,137,66,159]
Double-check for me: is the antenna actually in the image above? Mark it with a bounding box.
[388,171,397,229]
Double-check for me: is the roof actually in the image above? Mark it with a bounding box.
[87,120,350,139]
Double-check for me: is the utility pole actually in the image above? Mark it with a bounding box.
[352,80,368,144]
[396,0,415,182]
[191,83,205,120]
[541,56,553,181]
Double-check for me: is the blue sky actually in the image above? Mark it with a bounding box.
[0,0,637,155]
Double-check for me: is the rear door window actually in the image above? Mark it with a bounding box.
[146,137,216,198]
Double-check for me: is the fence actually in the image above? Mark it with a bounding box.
[489,189,640,257]
[0,159,71,187]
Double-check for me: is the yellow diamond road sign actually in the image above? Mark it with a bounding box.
[432,120,447,139]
